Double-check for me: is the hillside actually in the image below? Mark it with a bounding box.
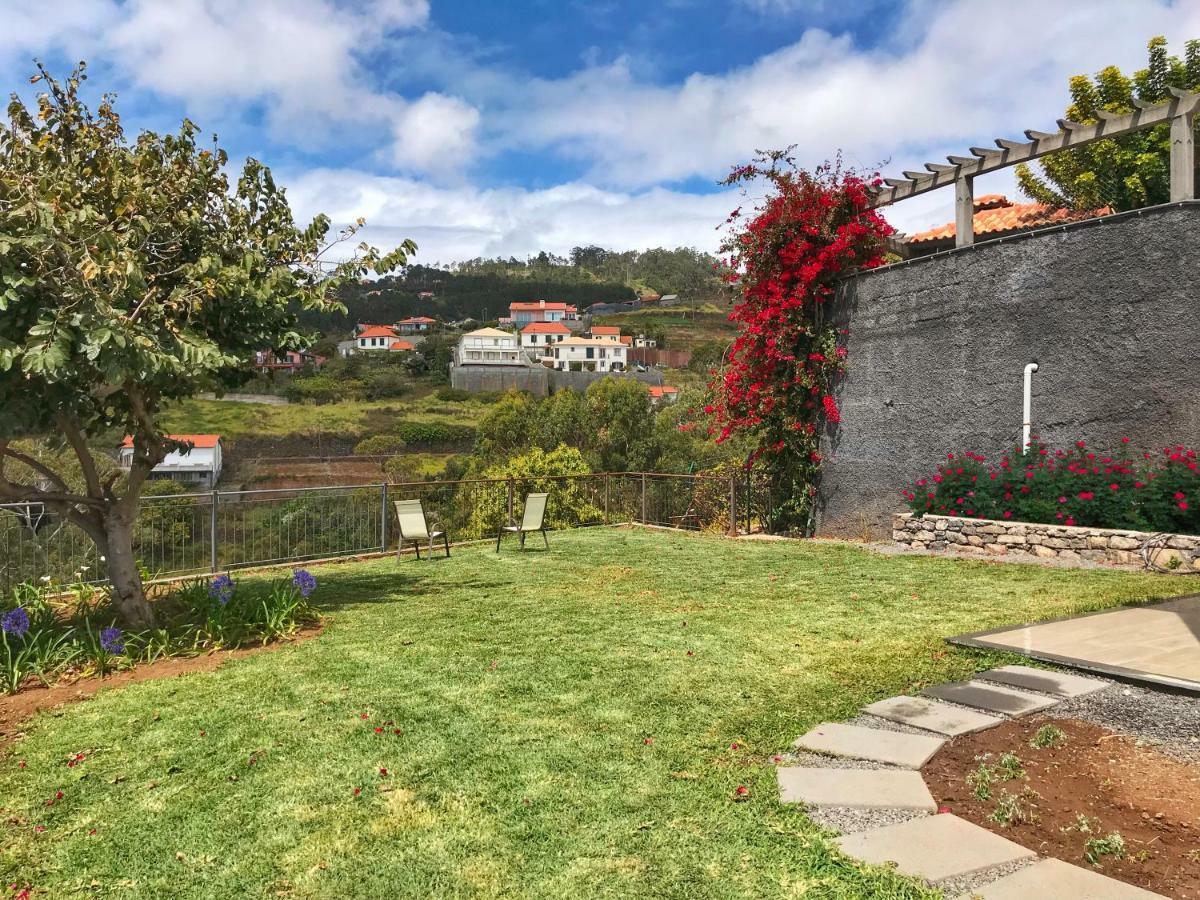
[300,247,727,336]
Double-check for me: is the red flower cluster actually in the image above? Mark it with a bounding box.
[705,151,893,528]
[904,438,1199,535]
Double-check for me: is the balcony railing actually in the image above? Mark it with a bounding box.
[0,472,761,591]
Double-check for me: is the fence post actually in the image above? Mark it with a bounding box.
[506,477,515,523]
[603,474,610,525]
[745,467,752,534]
[640,473,647,525]
[726,474,738,538]
[380,482,389,553]
[209,489,219,573]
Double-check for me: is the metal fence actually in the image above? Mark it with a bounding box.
[0,472,745,591]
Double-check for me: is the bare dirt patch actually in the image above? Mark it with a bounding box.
[923,716,1200,899]
[0,624,322,746]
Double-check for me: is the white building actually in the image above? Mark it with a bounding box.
[519,322,571,359]
[119,434,223,488]
[356,324,415,353]
[457,327,524,365]
[634,334,657,348]
[548,336,627,372]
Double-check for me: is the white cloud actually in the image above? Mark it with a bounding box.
[497,0,1200,193]
[283,169,737,263]
[390,93,481,175]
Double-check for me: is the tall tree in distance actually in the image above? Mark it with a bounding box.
[1017,36,1200,211]
[0,63,414,626]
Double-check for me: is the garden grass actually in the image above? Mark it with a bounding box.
[0,529,1187,898]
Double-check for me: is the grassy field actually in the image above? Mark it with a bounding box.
[161,390,492,442]
[592,309,737,352]
[1,530,1184,898]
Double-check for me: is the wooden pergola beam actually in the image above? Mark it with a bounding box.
[869,90,1200,217]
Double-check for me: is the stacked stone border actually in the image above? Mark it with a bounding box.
[892,513,1200,573]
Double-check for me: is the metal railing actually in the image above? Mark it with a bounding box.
[0,472,743,590]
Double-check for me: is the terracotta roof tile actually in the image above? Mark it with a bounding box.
[521,322,571,334]
[358,324,400,338]
[122,434,221,448]
[906,196,1111,245]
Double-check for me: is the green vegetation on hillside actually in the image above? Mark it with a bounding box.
[1,529,1182,897]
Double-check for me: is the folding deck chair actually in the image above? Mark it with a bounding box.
[393,499,450,559]
[496,492,550,552]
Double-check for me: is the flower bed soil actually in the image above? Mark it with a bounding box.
[0,624,322,747]
[923,716,1200,899]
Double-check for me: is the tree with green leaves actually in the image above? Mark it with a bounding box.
[1017,36,1200,211]
[0,64,414,626]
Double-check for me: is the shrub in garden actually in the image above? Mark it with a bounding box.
[903,438,1199,536]
[705,151,893,532]
[466,445,603,536]
[391,420,475,448]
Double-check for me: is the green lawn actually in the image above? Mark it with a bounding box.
[1,530,1185,898]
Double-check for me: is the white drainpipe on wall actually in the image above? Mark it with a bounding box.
[1022,361,1039,452]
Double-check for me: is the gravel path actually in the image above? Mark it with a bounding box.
[1053,681,1200,762]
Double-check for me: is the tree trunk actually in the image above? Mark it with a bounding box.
[101,514,157,629]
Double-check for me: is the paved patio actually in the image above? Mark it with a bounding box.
[948,595,1200,694]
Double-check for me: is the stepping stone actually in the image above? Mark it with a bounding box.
[960,857,1168,899]
[794,722,945,769]
[922,680,1059,717]
[836,813,1035,883]
[777,767,936,811]
[862,696,1003,736]
[977,664,1109,699]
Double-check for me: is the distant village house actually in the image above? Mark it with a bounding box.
[118,435,223,489]
[457,327,523,365]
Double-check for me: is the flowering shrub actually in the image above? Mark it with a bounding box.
[706,150,893,530]
[0,567,320,694]
[904,438,1199,535]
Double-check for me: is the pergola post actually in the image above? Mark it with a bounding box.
[954,174,974,248]
[1170,112,1196,202]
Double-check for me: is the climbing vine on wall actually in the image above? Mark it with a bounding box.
[706,150,894,532]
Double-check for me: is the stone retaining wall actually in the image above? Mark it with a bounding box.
[892,513,1200,572]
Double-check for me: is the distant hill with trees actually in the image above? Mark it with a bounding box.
[300,246,727,334]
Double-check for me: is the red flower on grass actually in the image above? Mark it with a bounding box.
[379,768,389,778]
[733,785,750,800]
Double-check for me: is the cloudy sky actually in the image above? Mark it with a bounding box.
[3,0,1198,265]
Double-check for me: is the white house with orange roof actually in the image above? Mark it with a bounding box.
[648,385,680,407]
[356,324,416,353]
[548,335,627,373]
[118,435,224,488]
[519,321,571,359]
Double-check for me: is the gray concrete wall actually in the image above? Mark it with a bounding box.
[450,365,663,397]
[818,202,1200,538]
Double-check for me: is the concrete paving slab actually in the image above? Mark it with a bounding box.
[793,722,945,769]
[922,680,1059,717]
[960,857,1168,899]
[947,596,1200,694]
[777,767,937,810]
[977,665,1109,698]
[862,696,1004,736]
[836,813,1035,883]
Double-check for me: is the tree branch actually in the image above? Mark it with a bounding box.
[55,412,103,499]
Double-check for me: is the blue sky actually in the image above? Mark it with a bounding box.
[2,0,1199,264]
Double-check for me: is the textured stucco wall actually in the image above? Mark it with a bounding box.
[817,202,1200,538]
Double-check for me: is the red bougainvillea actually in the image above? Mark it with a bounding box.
[706,150,893,529]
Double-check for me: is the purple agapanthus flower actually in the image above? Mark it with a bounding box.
[99,626,125,655]
[208,573,235,605]
[1,607,30,639]
[291,569,317,598]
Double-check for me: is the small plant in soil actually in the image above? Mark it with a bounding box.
[989,788,1038,827]
[997,752,1024,779]
[966,759,996,801]
[1084,832,1126,866]
[1030,724,1066,749]
[1062,813,1099,835]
